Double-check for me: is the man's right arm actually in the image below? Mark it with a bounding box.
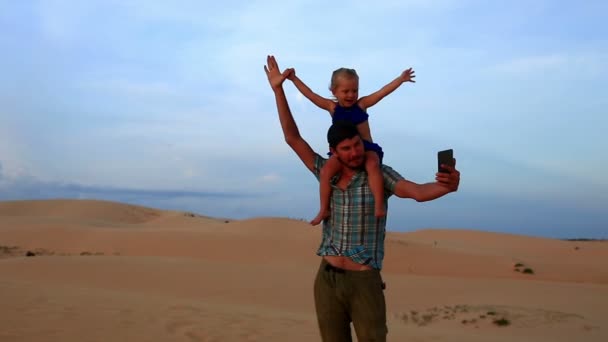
[382,161,460,201]
[265,55,317,172]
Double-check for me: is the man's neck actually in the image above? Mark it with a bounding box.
[339,165,361,180]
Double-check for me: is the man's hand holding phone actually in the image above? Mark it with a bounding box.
[436,149,459,191]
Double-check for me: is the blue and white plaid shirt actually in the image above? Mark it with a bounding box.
[312,154,404,269]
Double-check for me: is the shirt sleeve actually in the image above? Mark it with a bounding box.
[312,153,328,181]
[381,164,405,195]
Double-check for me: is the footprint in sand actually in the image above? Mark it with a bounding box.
[164,306,206,342]
[164,305,263,342]
[163,304,300,341]
[391,304,588,329]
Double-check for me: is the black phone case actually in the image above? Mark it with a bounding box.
[438,149,454,173]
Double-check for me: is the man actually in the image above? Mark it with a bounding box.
[264,55,460,342]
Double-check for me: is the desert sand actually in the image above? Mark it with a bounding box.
[1,199,606,341]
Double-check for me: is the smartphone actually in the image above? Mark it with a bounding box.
[437,149,455,173]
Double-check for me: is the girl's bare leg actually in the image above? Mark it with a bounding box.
[365,151,385,217]
[311,155,342,225]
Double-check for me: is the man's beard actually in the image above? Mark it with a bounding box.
[337,154,365,170]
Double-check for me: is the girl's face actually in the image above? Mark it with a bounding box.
[332,76,359,107]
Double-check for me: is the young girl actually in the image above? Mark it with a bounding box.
[287,66,416,225]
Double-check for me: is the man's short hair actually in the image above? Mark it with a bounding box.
[327,120,360,149]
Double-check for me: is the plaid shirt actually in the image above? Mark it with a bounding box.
[312,154,404,270]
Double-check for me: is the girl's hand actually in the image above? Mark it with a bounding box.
[285,68,296,80]
[400,68,416,83]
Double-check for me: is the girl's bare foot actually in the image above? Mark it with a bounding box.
[310,210,330,226]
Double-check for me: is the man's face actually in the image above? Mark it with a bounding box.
[330,135,365,169]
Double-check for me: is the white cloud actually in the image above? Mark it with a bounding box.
[0,121,30,182]
[182,167,198,179]
[257,173,281,184]
[0,162,26,184]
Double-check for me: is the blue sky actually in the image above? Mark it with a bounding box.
[1,0,606,238]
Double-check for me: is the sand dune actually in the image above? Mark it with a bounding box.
[1,199,606,341]
[0,199,165,224]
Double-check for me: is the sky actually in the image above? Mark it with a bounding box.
[1,0,606,239]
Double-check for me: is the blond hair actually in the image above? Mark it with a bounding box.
[329,68,359,92]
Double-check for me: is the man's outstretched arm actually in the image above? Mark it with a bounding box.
[264,55,316,172]
[393,160,460,201]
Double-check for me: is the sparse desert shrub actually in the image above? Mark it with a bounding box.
[34,248,53,255]
[1,245,19,253]
[421,314,434,324]
[493,318,510,326]
[522,268,534,274]
[514,263,524,267]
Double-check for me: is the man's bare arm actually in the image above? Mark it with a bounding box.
[393,160,460,201]
[264,55,316,172]
[394,180,452,201]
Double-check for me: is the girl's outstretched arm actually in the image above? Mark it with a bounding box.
[286,68,335,112]
[358,68,416,110]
